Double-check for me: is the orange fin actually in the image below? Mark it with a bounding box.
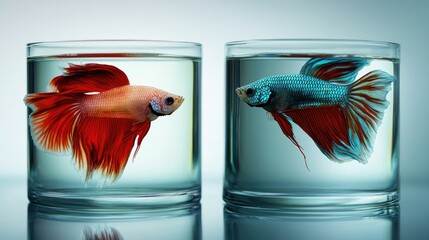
[51,63,130,93]
[284,106,355,162]
[25,92,81,152]
[25,63,151,181]
[72,118,151,181]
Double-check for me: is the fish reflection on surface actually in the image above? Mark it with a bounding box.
[83,226,123,240]
[224,204,399,240]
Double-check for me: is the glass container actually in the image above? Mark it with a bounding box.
[224,39,399,208]
[26,40,201,208]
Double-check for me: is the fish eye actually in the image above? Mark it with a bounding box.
[246,88,255,97]
[165,96,174,105]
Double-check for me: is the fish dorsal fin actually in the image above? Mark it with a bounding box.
[51,63,130,93]
[300,58,369,84]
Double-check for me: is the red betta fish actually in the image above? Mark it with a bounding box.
[25,63,184,181]
[236,58,394,169]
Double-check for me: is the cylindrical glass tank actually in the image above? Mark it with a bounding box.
[26,40,201,208]
[224,39,399,208]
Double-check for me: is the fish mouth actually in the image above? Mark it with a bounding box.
[175,96,185,105]
[235,88,245,98]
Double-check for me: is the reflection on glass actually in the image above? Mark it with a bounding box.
[28,203,201,240]
[224,204,399,240]
[83,226,123,240]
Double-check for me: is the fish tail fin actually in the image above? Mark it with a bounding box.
[344,70,394,162]
[24,92,82,153]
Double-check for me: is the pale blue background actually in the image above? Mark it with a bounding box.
[0,0,428,239]
[1,0,427,184]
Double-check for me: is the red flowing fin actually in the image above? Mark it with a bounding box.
[72,118,151,181]
[24,63,152,181]
[24,92,81,152]
[51,63,130,93]
[284,106,352,162]
[271,111,309,170]
[300,58,369,84]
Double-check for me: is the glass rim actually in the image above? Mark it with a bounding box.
[226,39,400,58]
[27,39,202,58]
[27,39,202,48]
[226,38,399,48]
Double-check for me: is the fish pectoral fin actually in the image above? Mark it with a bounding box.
[127,120,151,160]
[300,58,369,84]
[265,111,274,120]
[271,111,309,170]
[284,106,354,162]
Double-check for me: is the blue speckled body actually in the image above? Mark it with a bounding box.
[255,74,349,112]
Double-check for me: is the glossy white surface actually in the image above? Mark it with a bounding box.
[1,178,428,239]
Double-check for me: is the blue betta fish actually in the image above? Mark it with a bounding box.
[236,58,393,168]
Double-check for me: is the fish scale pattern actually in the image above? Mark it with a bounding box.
[263,74,348,108]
